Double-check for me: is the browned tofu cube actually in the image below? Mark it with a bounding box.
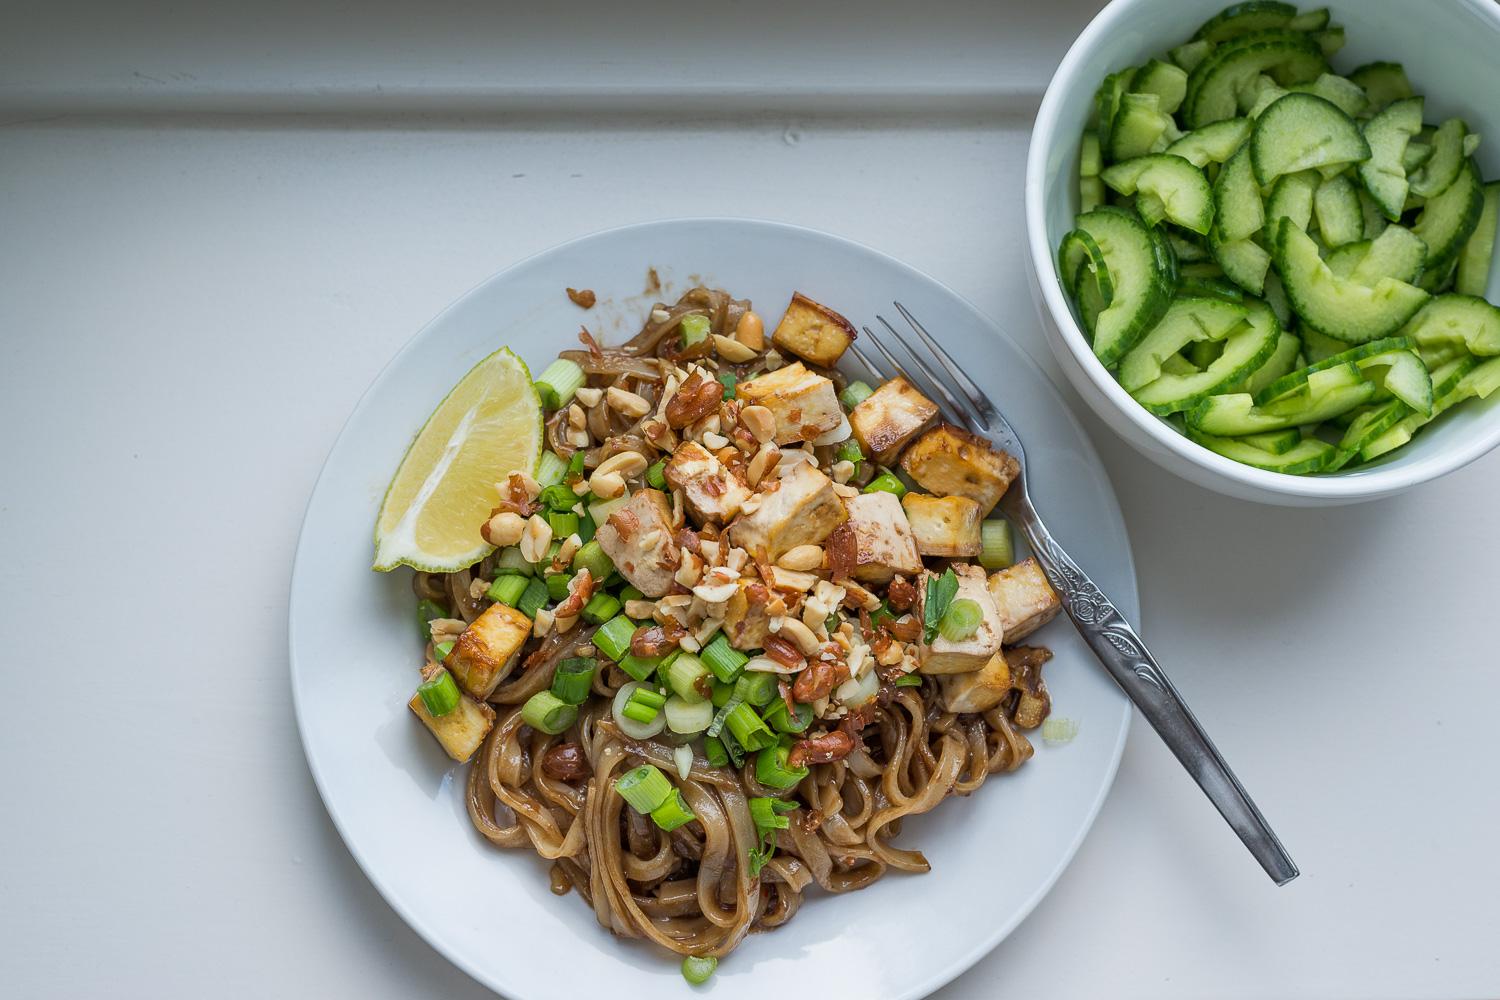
[901,494,983,558]
[850,377,938,465]
[900,423,1020,516]
[937,652,1012,714]
[448,601,532,699]
[722,578,774,650]
[987,557,1061,642]
[917,564,1003,674]
[409,682,496,763]
[770,292,858,367]
[594,488,681,598]
[664,440,752,525]
[841,491,922,584]
[735,362,844,445]
[728,460,847,560]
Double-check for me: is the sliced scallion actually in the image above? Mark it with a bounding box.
[546,572,573,602]
[537,482,577,511]
[762,697,813,734]
[486,574,529,607]
[733,671,777,708]
[521,691,577,735]
[938,597,983,642]
[678,314,712,347]
[547,511,579,540]
[534,449,567,488]
[645,460,668,491]
[591,614,638,662]
[978,518,1014,570]
[619,585,645,604]
[517,576,550,619]
[723,702,777,752]
[416,669,461,717]
[717,372,736,400]
[416,599,448,641]
[836,438,865,464]
[755,745,808,789]
[664,695,714,734]
[681,955,717,985]
[582,592,621,625]
[700,635,748,683]
[551,657,596,705]
[665,653,712,703]
[1042,717,1081,744]
[748,796,795,833]
[616,654,660,682]
[571,539,613,582]
[894,674,923,687]
[923,567,960,643]
[839,380,875,410]
[863,471,906,497]
[650,788,697,831]
[533,358,585,410]
[434,641,455,661]
[492,546,532,577]
[703,735,730,768]
[616,764,672,814]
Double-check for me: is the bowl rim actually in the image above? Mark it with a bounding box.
[1024,0,1500,500]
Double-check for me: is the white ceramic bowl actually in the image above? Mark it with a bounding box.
[1025,0,1500,506]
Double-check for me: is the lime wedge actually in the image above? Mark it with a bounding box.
[373,347,542,572]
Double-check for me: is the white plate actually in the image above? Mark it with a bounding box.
[290,218,1136,1000]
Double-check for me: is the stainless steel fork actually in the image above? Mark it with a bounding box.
[853,303,1299,886]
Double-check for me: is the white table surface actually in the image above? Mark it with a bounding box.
[3,2,1498,997]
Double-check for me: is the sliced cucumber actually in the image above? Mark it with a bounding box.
[1325,240,1369,279]
[1167,229,1212,263]
[1358,188,1389,240]
[1073,209,1177,366]
[1357,96,1423,221]
[1455,181,1499,297]
[1210,229,1271,295]
[1329,398,1411,469]
[1360,348,1434,414]
[1309,26,1344,59]
[1081,176,1106,212]
[1075,260,1109,334]
[1100,154,1216,234]
[1273,217,1430,343]
[1251,336,1416,406]
[1413,159,1485,278]
[1313,174,1364,248]
[1106,93,1171,161]
[1251,92,1370,188]
[1240,427,1304,454]
[1179,275,1247,304]
[1128,300,1280,414]
[1183,28,1328,129]
[1081,131,1103,179]
[1233,328,1300,394]
[1348,225,1427,287]
[1400,294,1500,358]
[1402,142,1435,175]
[1408,119,1470,199]
[1288,74,1369,119]
[1180,261,1226,278]
[1348,62,1412,109]
[1170,39,1216,75]
[1212,144,1264,243]
[1287,8,1330,32]
[1117,296,1251,391]
[1300,325,1348,363]
[1132,59,1189,115]
[1165,118,1254,167]
[1265,170,1319,232]
[1192,2,1297,44]
[1058,229,1114,303]
[1360,355,1484,460]
[1191,363,1375,434]
[1262,269,1293,328]
[1186,427,1337,473]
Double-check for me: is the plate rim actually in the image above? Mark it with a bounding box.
[288,216,1136,1000]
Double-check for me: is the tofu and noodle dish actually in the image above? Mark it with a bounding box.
[402,287,1064,982]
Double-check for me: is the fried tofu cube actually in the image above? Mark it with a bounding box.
[901,494,983,558]
[917,564,1003,674]
[728,460,847,560]
[664,440,752,525]
[771,292,858,367]
[447,601,531,699]
[938,652,1012,714]
[594,488,680,598]
[987,557,1062,642]
[409,682,496,763]
[850,377,938,465]
[841,491,922,584]
[735,362,844,445]
[722,578,774,649]
[900,423,1020,517]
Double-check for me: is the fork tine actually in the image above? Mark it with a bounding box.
[893,301,1001,425]
[848,343,886,383]
[869,318,981,435]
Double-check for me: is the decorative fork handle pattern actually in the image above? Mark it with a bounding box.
[1005,495,1299,886]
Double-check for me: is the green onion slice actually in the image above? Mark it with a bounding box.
[665,653,712,703]
[534,449,567,488]
[416,669,461,717]
[416,599,449,641]
[646,460,668,491]
[517,576,550,619]
[755,745,809,789]
[572,538,614,582]
[592,614,638,662]
[723,702,777,752]
[678,314,712,347]
[733,671,777,708]
[681,955,717,986]
[434,640,455,661]
[533,358,585,410]
[486,574,529,607]
[616,764,673,814]
[700,635,749,683]
[650,788,697,831]
[839,380,875,409]
[551,657,596,706]
[703,735,730,768]
[923,568,960,643]
[894,674,923,687]
[1042,717,1081,744]
[863,471,906,497]
[978,518,1015,570]
[520,690,577,735]
[664,695,715,734]
[937,597,983,642]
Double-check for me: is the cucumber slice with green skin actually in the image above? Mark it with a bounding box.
[1246,84,1290,120]
[1187,338,1225,369]
[1413,159,1485,278]
[1186,427,1337,473]
[1239,427,1303,454]
[1288,74,1369,118]
[1400,294,1500,358]
[1075,260,1109,334]
[1081,132,1103,178]
[1117,296,1251,391]
[1349,225,1427,286]
[1108,93,1174,162]
[1358,187,1388,240]
[1184,28,1328,129]
[1081,176,1106,212]
[1192,2,1297,44]
[1455,181,1499,297]
[1454,355,1500,401]
[1409,119,1471,199]
[1325,239,1369,279]
[1170,39,1216,74]
[1314,174,1364,248]
[1129,299,1280,413]
[1191,365,1376,434]
[1167,229,1212,263]
[1357,97,1423,221]
[1348,62,1412,110]
[1133,59,1189,115]
[1360,355,1483,460]
[1179,262,1227,280]
[1402,142,1434,174]
[1251,335,1416,406]
[1058,229,1115,304]
[1214,144,1264,242]
[1262,270,1293,328]
[1328,398,1412,469]
[1265,170,1319,232]
[1309,26,1344,59]
[1360,348,1434,414]
[1073,209,1177,366]
[1300,324,1350,362]
[1274,216,1431,343]
[1251,92,1370,188]
[1100,154,1216,235]
[1287,7,1331,33]
[1209,230,1271,295]
[1233,329,1300,394]
[1095,70,1133,160]
[1164,118,1254,167]
[1160,354,1202,376]
[1178,274,1246,303]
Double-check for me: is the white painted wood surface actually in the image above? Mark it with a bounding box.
[1,2,1496,997]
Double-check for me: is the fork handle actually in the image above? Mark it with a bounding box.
[1006,498,1299,885]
